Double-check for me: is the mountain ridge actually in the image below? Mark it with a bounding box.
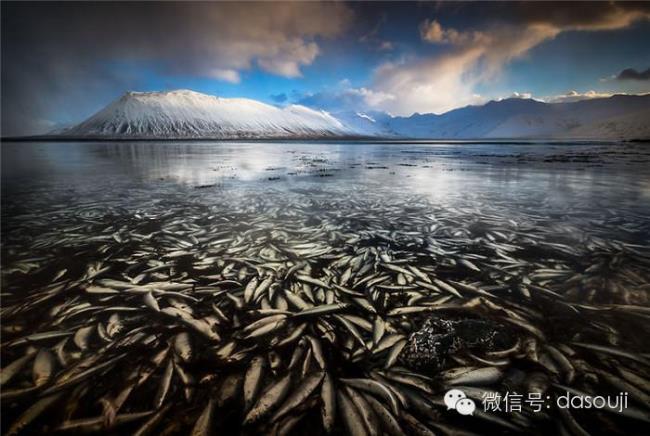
[40,90,650,140]
[382,94,650,139]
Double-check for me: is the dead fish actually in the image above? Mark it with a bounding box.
[154,359,174,409]
[55,411,153,432]
[173,332,193,363]
[271,371,325,422]
[73,325,94,350]
[217,373,243,408]
[106,313,124,338]
[134,404,172,436]
[244,356,267,411]
[307,336,327,369]
[364,393,404,436]
[572,342,650,366]
[345,385,380,436]
[321,372,337,433]
[1,349,36,386]
[293,303,350,318]
[337,388,366,436]
[6,393,63,436]
[32,348,56,387]
[143,292,160,311]
[443,367,503,386]
[191,397,215,436]
[244,374,292,424]
[341,377,401,416]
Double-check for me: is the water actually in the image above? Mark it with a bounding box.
[2,140,650,435]
[3,141,650,258]
[3,140,650,201]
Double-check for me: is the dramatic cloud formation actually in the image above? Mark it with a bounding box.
[616,67,650,81]
[2,2,649,135]
[1,2,353,135]
[368,2,650,115]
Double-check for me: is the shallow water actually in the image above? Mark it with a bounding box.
[3,141,650,256]
[1,140,650,435]
[3,141,650,205]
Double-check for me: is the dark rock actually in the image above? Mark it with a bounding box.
[398,316,515,372]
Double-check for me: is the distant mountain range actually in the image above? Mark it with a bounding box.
[379,94,650,140]
[50,90,650,140]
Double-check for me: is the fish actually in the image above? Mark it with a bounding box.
[443,367,504,386]
[143,292,160,311]
[341,378,401,416]
[32,348,56,387]
[244,374,292,424]
[244,356,266,411]
[321,372,337,433]
[3,169,650,435]
[134,404,172,436]
[190,397,215,436]
[364,393,405,436]
[6,393,63,436]
[216,373,243,408]
[336,388,366,436]
[173,332,193,362]
[153,358,174,409]
[271,371,324,422]
[1,349,36,386]
[55,411,154,432]
[345,385,380,436]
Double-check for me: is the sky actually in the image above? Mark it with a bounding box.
[2,1,650,136]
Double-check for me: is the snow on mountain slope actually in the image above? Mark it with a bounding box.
[328,110,395,137]
[63,90,354,139]
[566,107,650,139]
[57,90,649,140]
[386,95,650,139]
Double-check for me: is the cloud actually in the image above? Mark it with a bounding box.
[298,85,394,113]
[5,2,352,79]
[525,89,649,104]
[359,13,394,51]
[256,40,319,78]
[544,90,618,103]
[419,19,446,42]
[420,20,487,45]
[369,2,650,116]
[510,92,533,99]
[208,69,241,84]
[1,2,353,135]
[346,87,396,107]
[509,2,650,31]
[368,22,563,115]
[616,67,650,81]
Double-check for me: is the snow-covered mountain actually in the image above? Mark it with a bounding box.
[62,90,355,139]
[384,95,650,140]
[56,90,649,140]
